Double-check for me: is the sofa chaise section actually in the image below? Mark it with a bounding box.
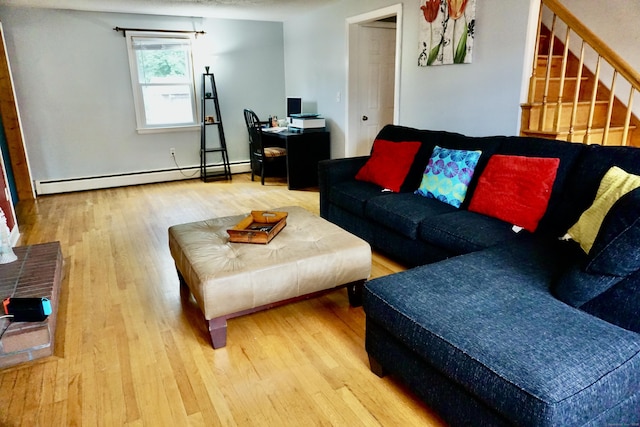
[363,238,640,426]
[319,124,640,425]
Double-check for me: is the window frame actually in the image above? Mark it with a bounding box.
[125,31,199,134]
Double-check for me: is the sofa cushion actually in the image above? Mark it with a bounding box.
[568,166,640,254]
[435,136,502,209]
[581,270,640,334]
[554,262,624,309]
[414,146,482,208]
[330,181,387,217]
[372,125,503,196]
[587,187,640,277]
[494,136,585,236]
[418,210,526,254]
[364,238,640,426]
[552,239,622,307]
[468,155,560,232]
[550,144,640,236]
[374,125,467,192]
[355,139,421,192]
[556,188,640,308]
[365,193,456,240]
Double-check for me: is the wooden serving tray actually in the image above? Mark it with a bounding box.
[227,211,288,244]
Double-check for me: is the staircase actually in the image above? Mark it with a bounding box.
[520,0,640,147]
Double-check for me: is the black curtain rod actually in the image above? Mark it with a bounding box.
[114,27,206,37]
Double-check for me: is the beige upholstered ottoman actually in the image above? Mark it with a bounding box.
[168,206,371,349]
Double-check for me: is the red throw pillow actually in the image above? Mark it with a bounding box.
[468,155,560,232]
[355,139,422,192]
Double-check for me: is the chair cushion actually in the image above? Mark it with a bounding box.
[364,238,640,426]
[264,146,286,158]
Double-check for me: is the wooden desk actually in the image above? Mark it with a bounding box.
[261,128,330,190]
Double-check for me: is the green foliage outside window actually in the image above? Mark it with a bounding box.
[137,49,188,83]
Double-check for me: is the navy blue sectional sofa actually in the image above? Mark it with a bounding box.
[318,125,640,426]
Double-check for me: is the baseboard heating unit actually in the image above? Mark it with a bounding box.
[35,162,250,195]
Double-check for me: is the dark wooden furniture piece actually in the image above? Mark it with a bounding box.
[261,128,330,190]
[201,71,231,182]
[243,109,287,185]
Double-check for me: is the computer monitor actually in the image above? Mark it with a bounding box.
[287,97,302,117]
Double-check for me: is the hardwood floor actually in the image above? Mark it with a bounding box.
[0,174,445,426]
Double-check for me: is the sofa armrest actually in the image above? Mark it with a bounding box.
[318,156,369,219]
[581,270,640,334]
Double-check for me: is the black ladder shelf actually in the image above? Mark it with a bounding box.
[200,69,232,182]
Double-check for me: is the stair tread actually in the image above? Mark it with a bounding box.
[534,75,589,81]
[536,55,569,65]
[522,100,611,108]
[523,22,639,147]
[522,124,636,135]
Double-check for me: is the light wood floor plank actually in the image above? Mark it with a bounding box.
[0,174,446,426]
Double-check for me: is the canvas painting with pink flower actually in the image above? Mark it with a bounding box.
[418,0,476,66]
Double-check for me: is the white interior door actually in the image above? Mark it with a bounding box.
[354,23,396,156]
[346,4,402,158]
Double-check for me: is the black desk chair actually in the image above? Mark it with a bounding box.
[243,109,287,185]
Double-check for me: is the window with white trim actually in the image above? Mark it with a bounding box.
[125,32,198,133]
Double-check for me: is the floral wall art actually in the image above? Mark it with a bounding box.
[419,0,476,66]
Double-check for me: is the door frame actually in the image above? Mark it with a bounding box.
[0,22,35,202]
[346,4,403,157]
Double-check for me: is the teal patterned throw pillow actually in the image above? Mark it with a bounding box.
[415,146,482,208]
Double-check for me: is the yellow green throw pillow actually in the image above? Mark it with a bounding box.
[568,166,640,253]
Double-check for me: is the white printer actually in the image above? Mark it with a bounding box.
[288,114,326,129]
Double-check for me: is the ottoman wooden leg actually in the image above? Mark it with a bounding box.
[208,317,228,349]
[347,280,365,307]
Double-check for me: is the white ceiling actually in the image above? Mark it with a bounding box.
[3,0,341,21]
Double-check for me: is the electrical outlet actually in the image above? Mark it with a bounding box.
[170,147,176,156]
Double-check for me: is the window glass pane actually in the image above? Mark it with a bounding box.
[141,84,194,125]
[135,45,190,84]
[127,33,197,129]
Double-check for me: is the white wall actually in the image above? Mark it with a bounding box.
[283,0,640,159]
[544,0,640,119]
[559,0,640,71]
[1,1,637,190]
[399,0,535,134]
[0,7,286,184]
[284,0,538,159]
